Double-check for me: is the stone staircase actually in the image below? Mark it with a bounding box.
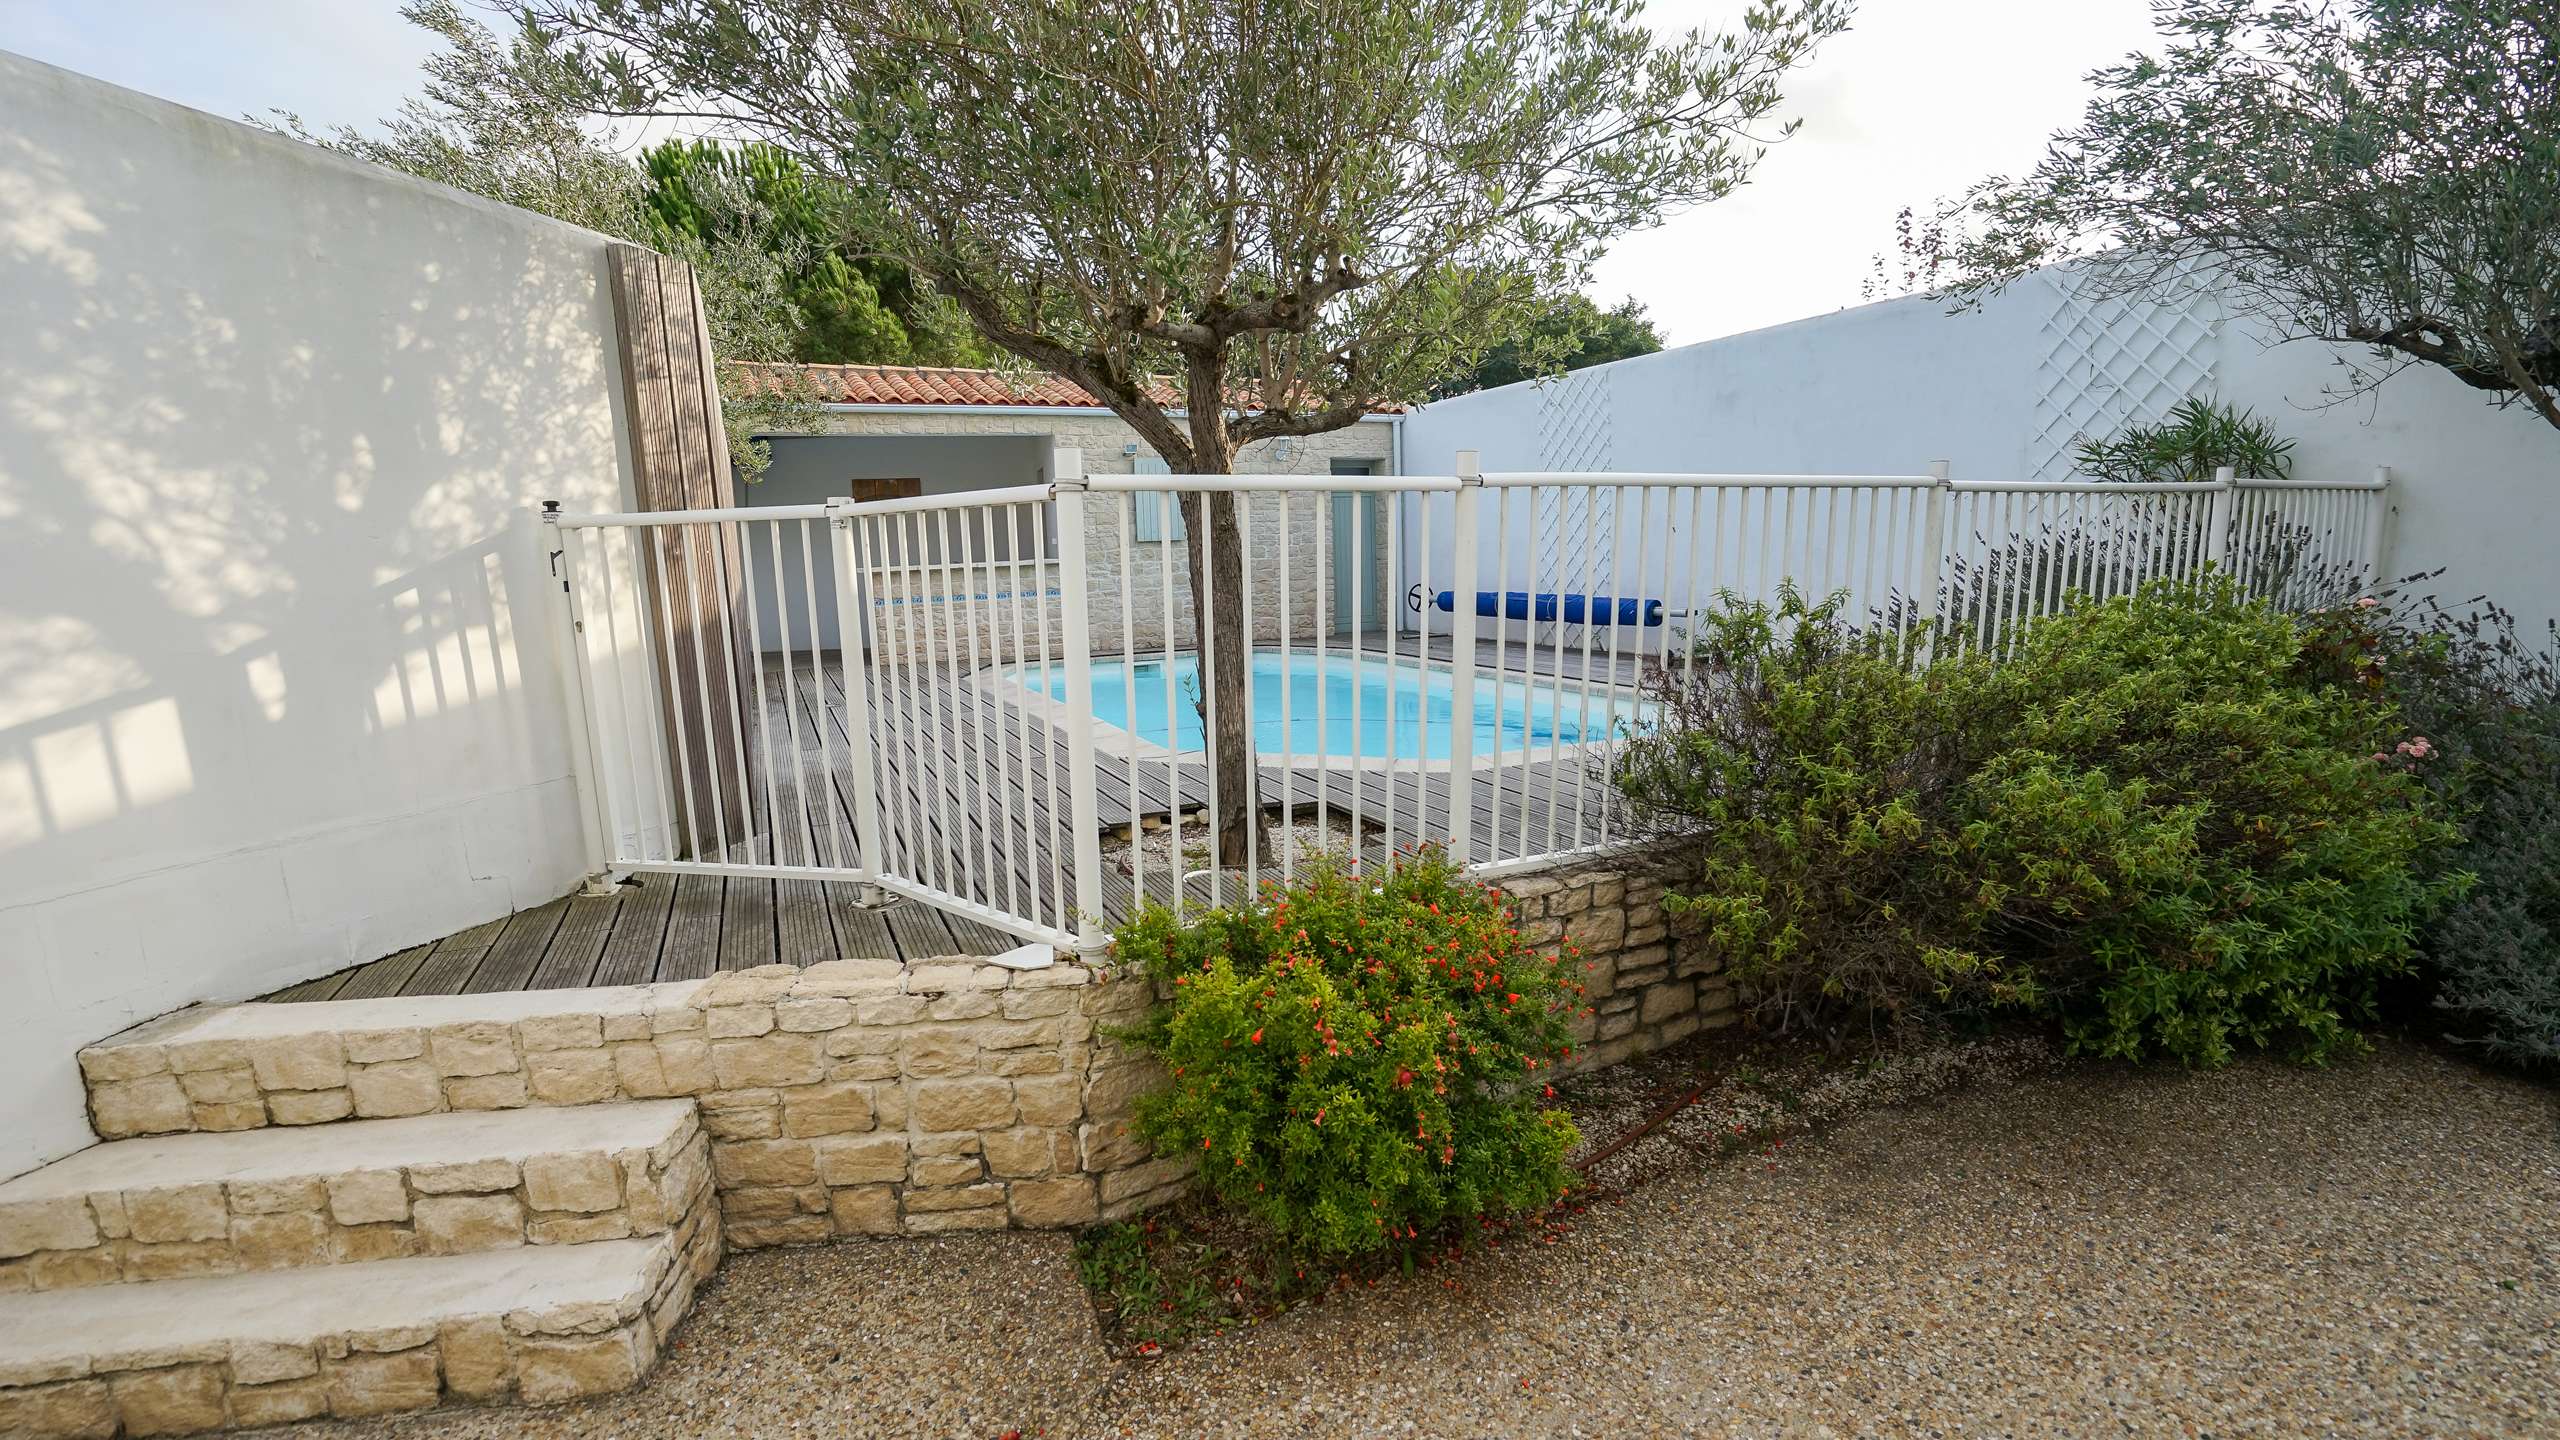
[0,987,725,1438]
[0,959,1184,1438]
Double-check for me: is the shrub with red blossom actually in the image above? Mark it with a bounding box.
[1113,847,1584,1258]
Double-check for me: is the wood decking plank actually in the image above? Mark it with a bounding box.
[825,887,900,959]
[716,877,778,971]
[267,968,354,1002]
[657,874,726,982]
[461,897,569,994]
[591,874,678,988]
[526,893,620,990]
[263,636,1645,1001]
[775,880,840,965]
[882,900,959,960]
[940,912,1020,957]
[401,917,509,997]
[329,944,435,1002]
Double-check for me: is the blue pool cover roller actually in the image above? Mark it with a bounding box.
[1431,590,1663,627]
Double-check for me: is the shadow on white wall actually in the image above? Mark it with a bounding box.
[0,56,633,1176]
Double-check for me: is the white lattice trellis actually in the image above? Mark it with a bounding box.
[1532,369,1616,636]
[2030,268,2220,481]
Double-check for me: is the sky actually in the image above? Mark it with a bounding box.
[0,0,2162,348]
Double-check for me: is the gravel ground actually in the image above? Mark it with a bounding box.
[259,1236,1111,1440]
[1102,809,1367,880]
[273,1039,2557,1439]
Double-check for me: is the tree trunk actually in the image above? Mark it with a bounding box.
[1176,355,1269,871]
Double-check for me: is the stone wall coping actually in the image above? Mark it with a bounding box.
[91,982,711,1053]
[0,1102,697,1203]
[690,958,1095,1009]
[89,952,1110,1066]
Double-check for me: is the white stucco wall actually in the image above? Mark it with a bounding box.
[0,53,637,1177]
[1403,273,2560,626]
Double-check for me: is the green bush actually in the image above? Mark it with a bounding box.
[2302,591,2560,1066]
[1618,578,2460,1065]
[1113,849,1583,1258]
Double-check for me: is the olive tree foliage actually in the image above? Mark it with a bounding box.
[265,1,817,476]
[1945,0,2560,435]
[510,0,1850,863]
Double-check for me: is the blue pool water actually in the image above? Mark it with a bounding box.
[1011,651,1651,761]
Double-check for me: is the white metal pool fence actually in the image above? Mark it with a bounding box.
[538,455,2391,956]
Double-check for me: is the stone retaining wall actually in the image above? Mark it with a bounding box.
[679,960,1182,1245]
[1495,855,1736,1074]
[78,854,1722,1248]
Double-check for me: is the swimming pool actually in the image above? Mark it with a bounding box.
[1007,651,1652,762]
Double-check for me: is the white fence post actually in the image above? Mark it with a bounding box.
[1051,449,1108,955]
[825,497,890,905]
[2206,465,2237,571]
[1921,461,1951,649]
[2364,465,2396,585]
[538,502,619,896]
[1445,451,1483,864]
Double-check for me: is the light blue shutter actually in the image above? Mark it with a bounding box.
[1130,457,1184,541]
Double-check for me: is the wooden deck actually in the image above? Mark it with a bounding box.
[270,634,1655,1002]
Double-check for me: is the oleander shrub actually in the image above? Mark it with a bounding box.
[1112,849,1583,1258]
[2302,589,2560,1066]
[1619,577,2459,1065]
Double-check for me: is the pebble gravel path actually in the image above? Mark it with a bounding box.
[273,1039,2557,1438]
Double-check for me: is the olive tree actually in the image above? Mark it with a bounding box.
[1947,0,2560,434]
[514,0,1850,864]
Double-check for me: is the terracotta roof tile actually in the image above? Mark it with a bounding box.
[732,361,1401,414]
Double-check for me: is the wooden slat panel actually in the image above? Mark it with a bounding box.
[608,243,751,855]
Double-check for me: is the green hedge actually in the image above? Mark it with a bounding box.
[1616,577,2460,1066]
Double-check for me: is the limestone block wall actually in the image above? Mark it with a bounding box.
[81,962,1187,1245]
[680,959,1185,1245]
[1496,856,1736,1073]
[71,856,1723,1251]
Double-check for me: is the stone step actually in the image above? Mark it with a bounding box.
[0,1212,721,1438]
[77,981,708,1139]
[0,1102,708,1292]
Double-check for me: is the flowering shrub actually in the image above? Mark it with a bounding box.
[2302,589,2560,1066]
[1618,577,2460,1066]
[1113,849,1583,1258]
